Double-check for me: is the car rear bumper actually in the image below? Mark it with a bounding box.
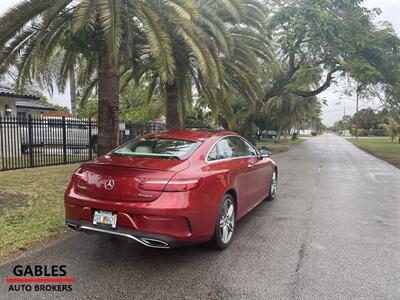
[65,186,219,247]
[65,219,190,249]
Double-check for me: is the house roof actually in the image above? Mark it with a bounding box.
[42,111,72,117]
[16,99,56,111]
[0,85,40,100]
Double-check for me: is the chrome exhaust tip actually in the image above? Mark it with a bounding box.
[66,223,78,231]
[140,238,169,248]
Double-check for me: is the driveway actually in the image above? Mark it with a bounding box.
[1,133,399,299]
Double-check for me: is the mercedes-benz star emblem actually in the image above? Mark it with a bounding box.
[104,179,115,191]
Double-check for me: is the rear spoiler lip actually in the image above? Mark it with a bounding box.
[83,159,191,173]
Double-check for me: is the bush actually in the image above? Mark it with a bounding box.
[351,129,386,137]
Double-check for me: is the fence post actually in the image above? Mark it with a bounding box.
[0,115,3,170]
[28,115,34,168]
[62,117,67,164]
[88,118,93,160]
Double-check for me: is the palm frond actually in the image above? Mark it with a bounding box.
[98,0,122,59]
[72,0,98,33]
[217,0,244,21]
[198,8,234,54]
[0,0,66,45]
[164,0,199,20]
[138,3,175,82]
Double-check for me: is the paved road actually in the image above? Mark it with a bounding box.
[1,134,399,299]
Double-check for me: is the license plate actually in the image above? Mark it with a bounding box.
[93,210,117,228]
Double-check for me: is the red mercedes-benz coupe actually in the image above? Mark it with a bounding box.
[65,130,277,249]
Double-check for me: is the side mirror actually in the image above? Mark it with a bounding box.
[259,148,271,158]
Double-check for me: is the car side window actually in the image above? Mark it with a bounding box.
[207,146,218,161]
[207,138,237,161]
[231,137,258,157]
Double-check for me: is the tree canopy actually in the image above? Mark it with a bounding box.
[0,0,399,147]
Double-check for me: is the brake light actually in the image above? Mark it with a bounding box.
[164,178,203,192]
[138,178,203,192]
[138,179,168,191]
[72,167,88,184]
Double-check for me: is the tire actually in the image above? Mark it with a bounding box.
[266,170,277,201]
[210,194,236,250]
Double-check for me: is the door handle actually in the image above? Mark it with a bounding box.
[248,164,255,169]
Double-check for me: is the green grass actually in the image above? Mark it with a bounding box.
[349,137,400,168]
[256,138,304,153]
[0,164,79,260]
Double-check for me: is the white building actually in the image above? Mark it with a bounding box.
[0,86,55,118]
[0,86,56,159]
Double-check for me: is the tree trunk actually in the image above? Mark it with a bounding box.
[217,113,230,131]
[69,68,77,118]
[277,125,283,139]
[239,101,264,138]
[97,55,120,155]
[165,82,181,129]
[239,112,256,138]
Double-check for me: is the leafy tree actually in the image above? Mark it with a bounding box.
[231,0,400,137]
[380,117,400,143]
[334,115,352,133]
[351,108,379,130]
[77,98,98,119]
[78,79,164,122]
[119,80,164,122]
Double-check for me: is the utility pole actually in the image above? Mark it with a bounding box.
[355,90,359,139]
[355,84,362,140]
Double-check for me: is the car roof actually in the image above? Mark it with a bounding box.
[144,130,238,142]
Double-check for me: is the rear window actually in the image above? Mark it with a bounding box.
[113,138,199,160]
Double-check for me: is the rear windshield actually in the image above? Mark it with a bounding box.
[113,138,199,160]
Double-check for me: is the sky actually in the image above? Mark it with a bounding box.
[0,0,399,126]
[320,0,400,125]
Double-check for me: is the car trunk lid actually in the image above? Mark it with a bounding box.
[74,156,189,202]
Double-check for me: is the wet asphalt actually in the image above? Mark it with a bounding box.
[0,133,399,299]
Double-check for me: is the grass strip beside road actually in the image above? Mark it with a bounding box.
[256,138,304,154]
[0,164,79,260]
[349,138,400,168]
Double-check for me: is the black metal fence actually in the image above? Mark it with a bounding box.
[0,116,98,171]
[0,116,168,171]
[119,121,166,144]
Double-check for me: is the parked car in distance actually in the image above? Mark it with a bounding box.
[65,130,278,249]
[263,130,278,139]
[19,117,98,154]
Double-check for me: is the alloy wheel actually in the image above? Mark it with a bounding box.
[271,171,277,197]
[219,199,235,244]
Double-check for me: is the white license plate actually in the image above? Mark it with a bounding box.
[93,210,117,228]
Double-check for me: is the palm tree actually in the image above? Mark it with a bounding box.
[120,0,269,130]
[120,0,225,129]
[69,68,78,118]
[0,0,197,154]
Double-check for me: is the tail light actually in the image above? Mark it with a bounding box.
[138,178,203,192]
[72,167,88,188]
